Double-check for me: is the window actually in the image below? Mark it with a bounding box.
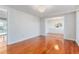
[0,19,7,35]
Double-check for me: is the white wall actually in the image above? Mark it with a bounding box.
[76,11,79,46]
[64,12,76,40]
[0,6,40,44]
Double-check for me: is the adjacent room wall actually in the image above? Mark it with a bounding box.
[45,17,64,34]
[64,12,76,40]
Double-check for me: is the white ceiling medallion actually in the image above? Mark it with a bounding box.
[32,5,52,13]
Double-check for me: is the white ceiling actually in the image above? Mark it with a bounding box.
[7,5,79,18]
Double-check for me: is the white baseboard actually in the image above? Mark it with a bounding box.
[8,34,40,45]
[64,39,75,41]
[40,33,48,36]
[64,37,75,41]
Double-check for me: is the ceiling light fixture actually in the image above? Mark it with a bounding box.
[32,5,52,13]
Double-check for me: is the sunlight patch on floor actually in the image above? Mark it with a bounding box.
[54,44,60,50]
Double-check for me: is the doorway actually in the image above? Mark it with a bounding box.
[46,16,64,35]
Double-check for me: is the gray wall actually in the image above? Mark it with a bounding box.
[8,7,40,44]
[40,18,46,35]
[64,12,76,40]
[76,10,79,46]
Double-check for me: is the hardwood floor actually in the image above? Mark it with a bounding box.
[0,35,7,54]
[7,34,79,54]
